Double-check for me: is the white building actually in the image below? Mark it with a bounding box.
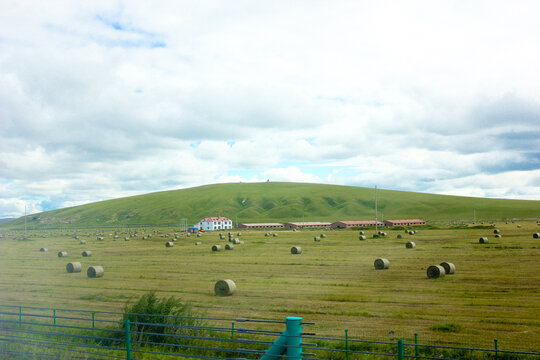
[195,216,233,231]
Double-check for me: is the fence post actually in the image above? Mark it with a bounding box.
[286,317,302,360]
[231,322,235,339]
[92,312,95,329]
[53,309,56,325]
[494,339,498,358]
[345,329,349,360]
[397,339,404,360]
[125,319,132,360]
[414,333,418,358]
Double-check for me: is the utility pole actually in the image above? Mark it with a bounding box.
[24,205,27,238]
[375,186,378,233]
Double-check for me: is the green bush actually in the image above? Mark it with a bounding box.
[121,292,205,345]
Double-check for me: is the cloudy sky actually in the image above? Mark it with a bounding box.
[1,1,540,218]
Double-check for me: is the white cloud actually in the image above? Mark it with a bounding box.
[1,1,540,218]
[263,167,321,184]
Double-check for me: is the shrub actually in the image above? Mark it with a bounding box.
[121,292,205,345]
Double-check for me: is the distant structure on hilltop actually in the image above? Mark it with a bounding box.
[194,216,233,231]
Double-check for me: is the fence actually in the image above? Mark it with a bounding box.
[1,305,539,360]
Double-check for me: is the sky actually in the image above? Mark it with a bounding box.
[1,1,540,218]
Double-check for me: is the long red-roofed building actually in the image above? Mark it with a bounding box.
[383,219,426,226]
[331,221,384,228]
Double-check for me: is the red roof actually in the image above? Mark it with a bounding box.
[199,217,231,222]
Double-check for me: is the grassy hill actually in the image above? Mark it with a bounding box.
[3,182,540,229]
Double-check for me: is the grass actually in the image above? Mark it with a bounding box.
[1,221,540,352]
[3,182,540,229]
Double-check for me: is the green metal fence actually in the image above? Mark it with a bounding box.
[1,305,539,360]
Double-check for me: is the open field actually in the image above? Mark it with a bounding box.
[1,221,540,351]
[5,182,540,228]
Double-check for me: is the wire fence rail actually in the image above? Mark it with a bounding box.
[1,305,539,360]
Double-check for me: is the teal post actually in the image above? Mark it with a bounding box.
[414,333,418,357]
[231,322,235,339]
[397,340,404,360]
[286,317,302,360]
[345,329,349,360]
[18,306,22,327]
[125,319,132,360]
[92,312,95,329]
[53,309,56,325]
[260,317,303,360]
[494,339,498,358]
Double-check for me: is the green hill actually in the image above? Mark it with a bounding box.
[3,182,540,229]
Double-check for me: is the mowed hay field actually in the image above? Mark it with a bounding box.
[1,222,540,351]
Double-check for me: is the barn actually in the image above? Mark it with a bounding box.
[284,222,332,229]
[383,219,426,226]
[331,221,384,229]
[238,223,285,229]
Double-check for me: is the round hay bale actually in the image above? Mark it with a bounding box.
[82,250,92,257]
[97,236,104,241]
[124,237,130,241]
[440,262,455,275]
[87,266,104,278]
[314,236,321,242]
[320,234,326,238]
[427,265,445,278]
[359,231,365,235]
[80,240,87,245]
[533,233,540,239]
[166,241,174,247]
[381,232,387,237]
[372,234,379,238]
[66,262,81,273]
[232,238,240,244]
[40,248,48,252]
[237,232,242,236]
[397,234,402,239]
[197,233,202,237]
[291,246,302,254]
[406,241,416,249]
[225,244,234,250]
[374,258,389,270]
[212,245,222,252]
[265,232,270,237]
[495,234,502,238]
[219,234,225,239]
[517,225,521,228]
[494,229,500,234]
[479,237,489,244]
[194,241,202,245]
[186,233,191,237]
[408,231,415,235]
[359,235,366,240]
[273,233,278,237]
[58,251,68,258]
[214,279,236,296]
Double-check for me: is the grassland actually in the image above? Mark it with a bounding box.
[4,182,540,229]
[1,221,540,351]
